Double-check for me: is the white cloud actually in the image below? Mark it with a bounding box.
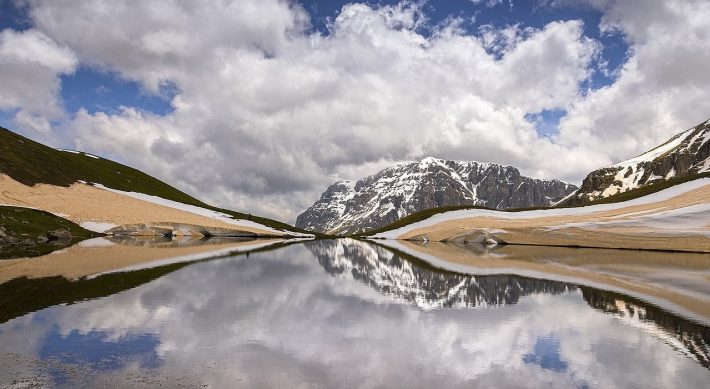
[4,0,706,222]
[0,28,76,135]
[557,0,710,160]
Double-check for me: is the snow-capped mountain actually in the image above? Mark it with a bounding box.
[306,239,573,310]
[560,119,710,206]
[297,157,578,235]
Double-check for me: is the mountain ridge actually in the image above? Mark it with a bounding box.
[297,157,577,235]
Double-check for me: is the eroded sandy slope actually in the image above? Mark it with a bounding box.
[374,179,710,252]
[0,174,289,236]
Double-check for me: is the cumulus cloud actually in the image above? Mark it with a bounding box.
[0,28,76,135]
[557,0,710,160]
[2,0,707,221]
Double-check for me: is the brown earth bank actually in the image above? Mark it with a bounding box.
[387,181,710,252]
[387,240,710,322]
[0,174,288,237]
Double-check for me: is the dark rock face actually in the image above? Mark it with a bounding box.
[296,157,577,235]
[0,227,18,245]
[47,229,72,241]
[560,119,710,206]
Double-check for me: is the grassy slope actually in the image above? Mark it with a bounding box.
[0,206,98,259]
[0,206,95,238]
[0,126,315,235]
[361,174,710,237]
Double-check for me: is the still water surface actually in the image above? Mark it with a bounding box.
[0,238,709,388]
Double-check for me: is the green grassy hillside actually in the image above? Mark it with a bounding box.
[0,126,314,234]
[0,206,98,259]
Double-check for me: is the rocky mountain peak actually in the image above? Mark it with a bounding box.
[297,157,578,235]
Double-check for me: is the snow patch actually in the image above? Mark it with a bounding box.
[698,157,710,173]
[77,237,117,247]
[545,203,710,237]
[56,148,80,154]
[80,221,119,233]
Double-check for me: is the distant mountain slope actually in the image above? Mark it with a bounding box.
[0,126,309,235]
[296,157,577,235]
[560,119,710,206]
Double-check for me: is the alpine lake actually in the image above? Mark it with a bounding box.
[0,237,708,388]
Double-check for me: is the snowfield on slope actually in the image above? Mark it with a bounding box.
[373,178,710,239]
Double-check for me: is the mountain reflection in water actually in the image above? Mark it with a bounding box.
[307,240,574,309]
[0,238,708,388]
[310,239,710,370]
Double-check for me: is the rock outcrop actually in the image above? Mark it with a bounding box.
[106,223,261,238]
[560,119,710,206]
